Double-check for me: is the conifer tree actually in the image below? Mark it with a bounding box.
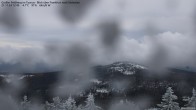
[45,101,54,110]
[65,96,77,110]
[51,97,63,110]
[76,105,84,110]
[183,88,196,108]
[83,93,102,110]
[21,95,31,110]
[157,87,180,110]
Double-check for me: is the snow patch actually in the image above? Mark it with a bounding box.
[96,89,109,93]
[90,79,102,84]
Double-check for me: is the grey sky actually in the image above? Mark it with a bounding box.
[0,0,196,69]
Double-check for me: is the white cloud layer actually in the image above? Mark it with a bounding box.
[0,0,196,71]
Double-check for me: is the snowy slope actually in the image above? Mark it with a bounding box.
[107,62,147,75]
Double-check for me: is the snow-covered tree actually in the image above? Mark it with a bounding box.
[157,87,180,110]
[53,97,63,110]
[45,101,55,110]
[21,95,31,110]
[45,96,79,110]
[183,88,196,107]
[64,96,77,110]
[46,96,64,110]
[76,105,84,110]
[83,93,102,110]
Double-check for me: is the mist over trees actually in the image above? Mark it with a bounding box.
[5,87,194,110]
[0,0,196,110]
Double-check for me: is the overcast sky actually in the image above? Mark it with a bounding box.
[0,0,196,70]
